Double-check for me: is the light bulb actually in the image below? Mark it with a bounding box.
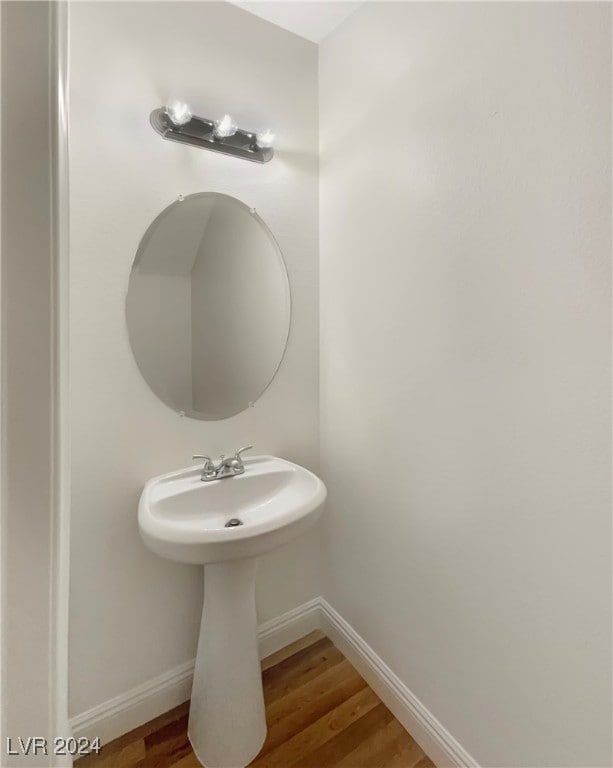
[256,129,276,149]
[213,114,238,139]
[165,101,192,126]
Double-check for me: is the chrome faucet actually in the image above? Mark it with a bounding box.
[192,446,253,482]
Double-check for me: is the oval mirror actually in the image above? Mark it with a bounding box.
[126,193,290,420]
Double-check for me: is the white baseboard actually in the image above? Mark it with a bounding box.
[70,596,478,768]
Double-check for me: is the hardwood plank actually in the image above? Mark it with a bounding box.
[385,734,433,768]
[135,714,192,768]
[76,702,189,766]
[262,637,336,686]
[249,686,381,767]
[333,717,407,768]
[79,739,146,768]
[291,702,395,768]
[134,740,193,768]
[265,658,362,724]
[405,755,437,768]
[259,660,367,754]
[261,630,326,671]
[143,714,188,748]
[263,638,345,705]
[165,752,202,768]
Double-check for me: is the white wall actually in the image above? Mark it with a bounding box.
[320,3,612,767]
[69,1,320,718]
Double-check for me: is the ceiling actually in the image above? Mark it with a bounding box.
[229,1,363,43]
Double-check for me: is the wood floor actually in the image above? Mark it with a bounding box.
[79,631,434,768]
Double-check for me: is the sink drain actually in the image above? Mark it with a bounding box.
[225,518,243,528]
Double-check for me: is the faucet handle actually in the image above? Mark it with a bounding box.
[192,454,214,468]
[228,446,252,472]
[234,445,253,461]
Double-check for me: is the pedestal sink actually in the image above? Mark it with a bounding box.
[138,455,326,768]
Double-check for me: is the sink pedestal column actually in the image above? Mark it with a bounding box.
[188,558,266,768]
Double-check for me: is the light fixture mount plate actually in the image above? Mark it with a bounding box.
[150,108,274,164]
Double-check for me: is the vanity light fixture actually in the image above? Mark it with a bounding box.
[150,103,275,163]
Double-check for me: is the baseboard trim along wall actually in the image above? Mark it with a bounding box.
[70,597,478,767]
[317,600,479,768]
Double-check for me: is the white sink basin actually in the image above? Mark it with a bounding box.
[137,454,326,768]
[138,455,326,564]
